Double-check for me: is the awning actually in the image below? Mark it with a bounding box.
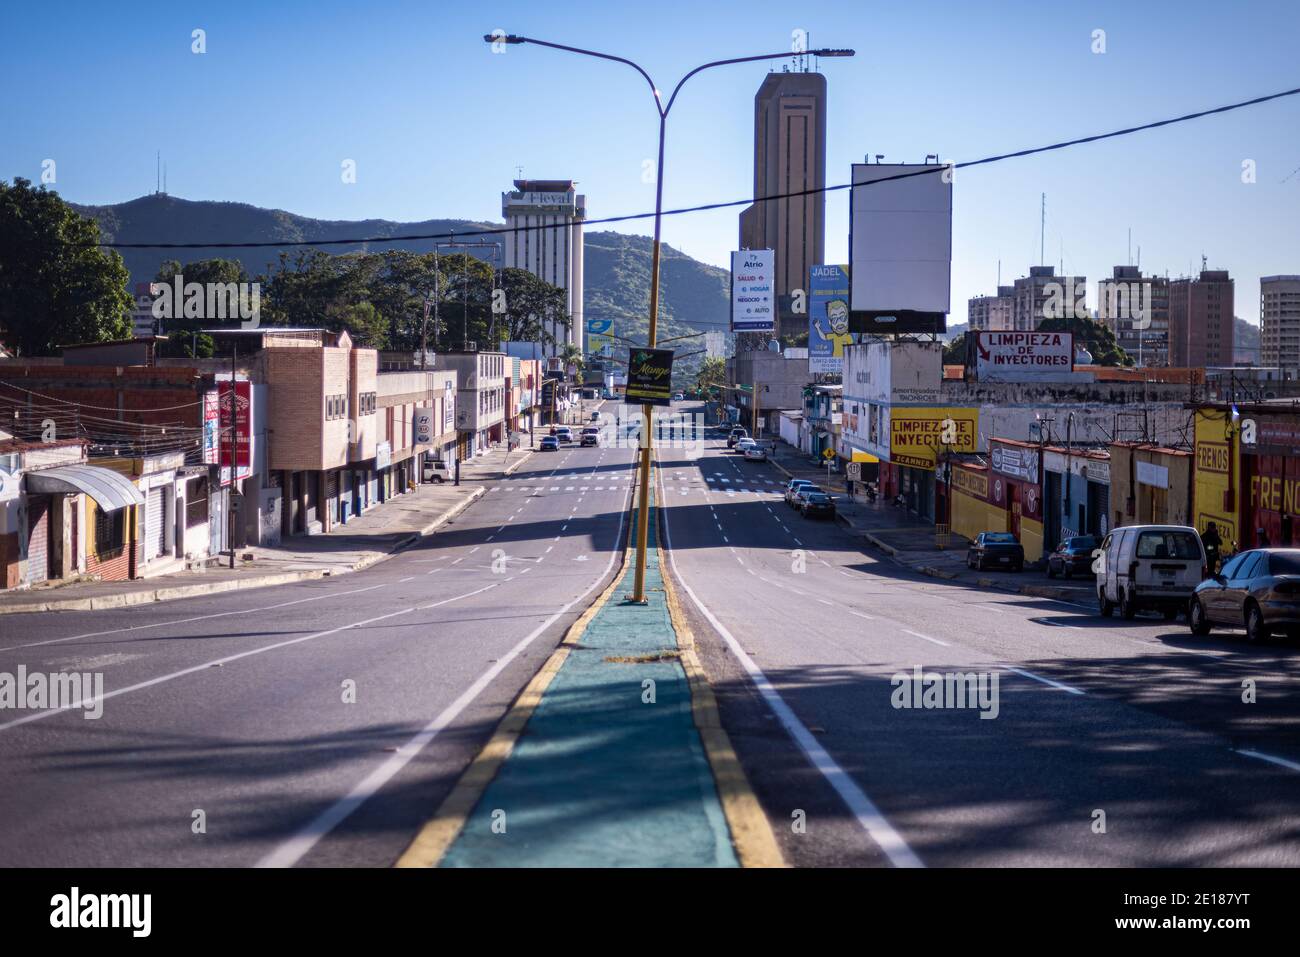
[24,465,145,512]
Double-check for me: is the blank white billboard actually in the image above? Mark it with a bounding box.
[849,164,952,319]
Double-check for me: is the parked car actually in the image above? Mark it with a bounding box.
[742,445,768,462]
[580,427,600,447]
[540,436,559,451]
[727,427,749,448]
[1189,548,1300,641]
[790,485,822,511]
[1096,524,1206,620]
[734,437,757,454]
[590,411,601,421]
[967,532,1024,572]
[672,392,685,401]
[800,491,836,519]
[784,479,817,506]
[422,459,450,483]
[555,426,574,443]
[1046,535,1100,579]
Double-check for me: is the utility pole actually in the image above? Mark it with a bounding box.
[227,342,237,569]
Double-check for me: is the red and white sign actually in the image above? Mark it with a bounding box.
[219,380,251,468]
[974,332,1073,379]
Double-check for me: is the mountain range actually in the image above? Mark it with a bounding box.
[73,194,732,354]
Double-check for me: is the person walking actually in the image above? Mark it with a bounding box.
[1202,521,1223,573]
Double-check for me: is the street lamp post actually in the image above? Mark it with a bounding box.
[485,34,853,601]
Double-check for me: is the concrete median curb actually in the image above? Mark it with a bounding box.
[2,479,499,616]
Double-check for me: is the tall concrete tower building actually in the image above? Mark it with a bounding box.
[738,69,827,341]
[501,180,585,357]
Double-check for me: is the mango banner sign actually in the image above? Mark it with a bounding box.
[888,408,978,470]
[625,348,674,406]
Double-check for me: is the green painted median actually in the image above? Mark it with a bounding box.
[441,473,738,867]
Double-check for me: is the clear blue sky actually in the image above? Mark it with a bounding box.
[2,0,1297,324]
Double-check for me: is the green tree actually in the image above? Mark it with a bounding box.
[695,355,726,395]
[0,178,132,355]
[152,257,252,357]
[942,334,967,366]
[498,267,570,347]
[1036,315,1133,367]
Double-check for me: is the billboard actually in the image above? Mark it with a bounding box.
[625,348,674,406]
[586,318,614,357]
[809,265,851,374]
[730,249,775,332]
[848,163,952,335]
[973,331,1073,380]
[888,407,978,470]
[218,380,251,468]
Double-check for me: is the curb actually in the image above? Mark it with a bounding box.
[1,478,503,616]
[0,568,331,615]
[655,461,786,869]
[395,484,633,869]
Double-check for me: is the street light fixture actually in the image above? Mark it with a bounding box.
[485,34,854,602]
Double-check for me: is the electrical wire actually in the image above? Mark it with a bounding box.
[78,84,1300,251]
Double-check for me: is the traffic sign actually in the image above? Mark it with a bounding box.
[846,462,862,482]
[823,448,834,460]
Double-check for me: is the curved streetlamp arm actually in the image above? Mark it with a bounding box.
[498,35,661,115]
[663,51,808,116]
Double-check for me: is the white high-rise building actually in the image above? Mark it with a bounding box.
[501,180,585,358]
[1261,275,1300,370]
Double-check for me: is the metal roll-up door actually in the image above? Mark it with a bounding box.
[324,470,338,524]
[26,495,50,584]
[148,487,167,559]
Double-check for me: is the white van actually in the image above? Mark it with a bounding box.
[1096,525,1207,620]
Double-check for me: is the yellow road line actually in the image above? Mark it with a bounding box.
[654,455,787,868]
[393,475,637,869]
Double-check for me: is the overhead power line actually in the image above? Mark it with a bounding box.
[82,84,1300,252]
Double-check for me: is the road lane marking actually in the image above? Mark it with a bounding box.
[0,582,391,653]
[257,449,638,868]
[1234,749,1300,773]
[1005,667,1085,695]
[903,629,950,647]
[659,499,923,869]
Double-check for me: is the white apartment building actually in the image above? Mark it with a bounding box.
[968,286,1016,331]
[1098,266,1171,367]
[1261,275,1300,370]
[501,180,585,357]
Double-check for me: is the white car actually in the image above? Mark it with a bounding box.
[743,445,767,461]
[734,437,757,454]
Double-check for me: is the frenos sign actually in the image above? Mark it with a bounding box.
[974,332,1074,380]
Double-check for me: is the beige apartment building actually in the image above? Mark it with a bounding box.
[1261,275,1300,371]
[968,287,1016,331]
[1099,266,1170,367]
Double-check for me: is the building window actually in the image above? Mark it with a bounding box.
[186,477,208,528]
[95,506,126,558]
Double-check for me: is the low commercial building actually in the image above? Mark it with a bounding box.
[1041,446,1111,547]
[728,348,810,437]
[0,438,146,589]
[435,351,507,457]
[1108,443,1193,530]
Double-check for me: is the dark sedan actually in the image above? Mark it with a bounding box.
[967,532,1024,572]
[1046,535,1099,579]
[800,491,836,519]
[1189,548,1300,642]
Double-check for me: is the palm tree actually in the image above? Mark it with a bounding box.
[560,342,585,383]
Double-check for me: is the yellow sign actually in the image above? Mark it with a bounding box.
[888,407,979,471]
[823,448,835,459]
[952,467,989,500]
[1193,409,1239,545]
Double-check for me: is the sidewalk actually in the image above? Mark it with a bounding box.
[0,444,533,615]
[398,472,781,868]
[767,439,1093,605]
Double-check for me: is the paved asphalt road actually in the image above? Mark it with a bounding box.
[0,405,638,867]
[4,397,1298,868]
[659,401,1300,868]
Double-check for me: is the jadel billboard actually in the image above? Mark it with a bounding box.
[809,265,851,374]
